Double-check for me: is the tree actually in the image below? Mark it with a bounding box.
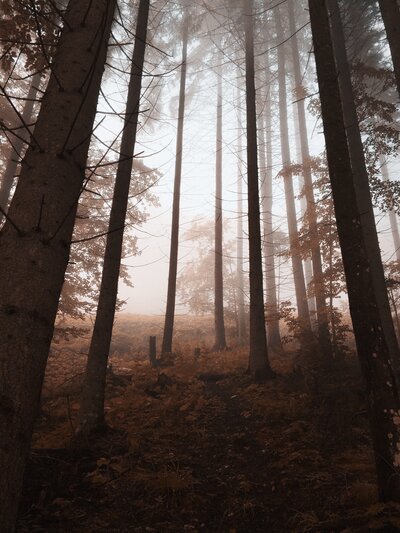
[244,0,273,381]
[177,219,239,321]
[0,0,116,529]
[75,0,151,439]
[380,156,400,264]
[162,12,189,355]
[328,0,400,375]
[260,45,282,351]
[378,0,400,99]
[287,0,332,358]
[0,72,42,224]
[57,153,157,334]
[213,55,227,351]
[236,81,247,344]
[275,5,312,344]
[309,0,400,501]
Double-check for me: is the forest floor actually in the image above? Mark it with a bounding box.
[17,315,400,532]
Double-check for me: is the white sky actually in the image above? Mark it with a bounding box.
[94,5,400,316]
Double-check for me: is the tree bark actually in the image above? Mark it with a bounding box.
[75,0,150,438]
[0,1,116,530]
[309,0,400,501]
[288,0,332,357]
[275,6,312,339]
[378,0,400,99]
[213,57,227,351]
[328,0,400,376]
[0,72,42,225]
[244,0,273,381]
[161,15,188,355]
[259,55,282,350]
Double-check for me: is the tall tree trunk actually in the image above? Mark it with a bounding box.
[259,57,282,350]
[293,111,316,325]
[244,0,273,381]
[275,6,312,339]
[0,1,116,530]
[380,156,400,264]
[309,0,400,502]
[378,0,400,99]
[236,83,247,345]
[328,0,400,375]
[0,72,42,224]
[161,16,188,355]
[288,0,332,357]
[75,0,150,438]
[213,58,227,351]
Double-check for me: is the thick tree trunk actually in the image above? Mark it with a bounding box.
[236,84,247,345]
[161,16,188,355]
[244,0,273,381]
[0,1,116,530]
[75,0,150,438]
[378,0,400,99]
[275,7,312,339]
[328,0,400,376]
[288,0,332,357]
[309,0,400,501]
[0,72,42,224]
[213,58,227,351]
[259,61,282,350]
[380,156,400,264]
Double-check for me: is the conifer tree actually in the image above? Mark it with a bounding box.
[244,0,273,380]
[309,0,400,502]
[76,0,151,439]
[0,1,116,529]
[162,12,189,355]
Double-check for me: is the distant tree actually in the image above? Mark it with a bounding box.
[275,5,312,346]
[259,44,282,351]
[177,219,240,324]
[380,156,400,263]
[287,0,332,358]
[213,55,227,351]
[0,1,116,529]
[162,11,189,355]
[236,82,247,345]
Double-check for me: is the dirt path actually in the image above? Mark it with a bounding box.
[17,356,400,532]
